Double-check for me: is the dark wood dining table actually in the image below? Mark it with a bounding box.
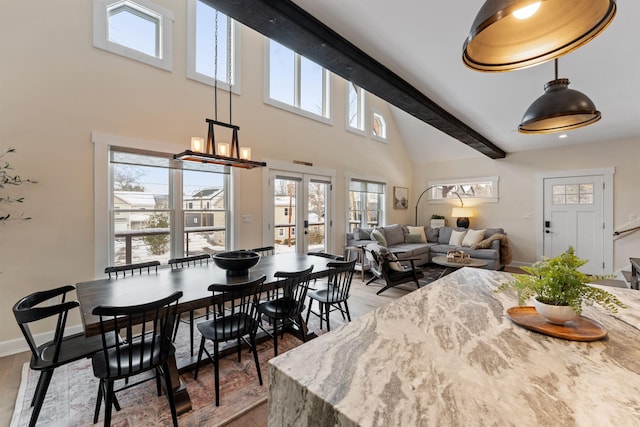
[75,252,333,415]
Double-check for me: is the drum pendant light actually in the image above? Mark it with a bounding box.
[518,59,601,134]
[463,0,616,72]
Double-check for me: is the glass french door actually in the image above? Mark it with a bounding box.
[269,171,332,254]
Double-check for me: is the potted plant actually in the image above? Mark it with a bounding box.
[430,214,445,229]
[497,247,626,325]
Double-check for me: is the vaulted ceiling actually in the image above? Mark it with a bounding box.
[208,0,640,162]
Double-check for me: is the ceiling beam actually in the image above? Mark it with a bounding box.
[203,0,506,159]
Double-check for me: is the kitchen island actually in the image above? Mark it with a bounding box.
[268,268,640,426]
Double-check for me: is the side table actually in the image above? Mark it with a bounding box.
[346,245,370,281]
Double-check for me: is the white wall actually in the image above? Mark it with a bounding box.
[0,0,414,346]
[413,137,640,271]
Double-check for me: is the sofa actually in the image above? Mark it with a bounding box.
[346,224,507,270]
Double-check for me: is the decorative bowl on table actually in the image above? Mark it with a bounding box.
[212,250,261,276]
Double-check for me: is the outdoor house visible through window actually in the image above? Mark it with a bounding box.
[348,179,385,232]
[552,184,594,205]
[267,39,331,122]
[187,0,238,89]
[109,148,229,266]
[93,0,174,71]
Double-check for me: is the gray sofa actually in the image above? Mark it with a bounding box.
[347,224,506,270]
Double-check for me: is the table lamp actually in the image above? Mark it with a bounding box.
[452,207,475,228]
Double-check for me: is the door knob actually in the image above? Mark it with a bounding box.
[545,229,550,233]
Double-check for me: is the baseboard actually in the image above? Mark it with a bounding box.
[506,260,531,268]
[0,324,84,358]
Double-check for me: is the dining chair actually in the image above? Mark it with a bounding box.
[257,266,314,356]
[91,291,183,427]
[193,275,267,406]
[169,254,212,357]
[250,246,275,256]
[104,260,160,278]
[306,252,344,290]
[305,259,356,331]
[13,285,117,427]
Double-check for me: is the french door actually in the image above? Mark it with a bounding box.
[267,170,332,254]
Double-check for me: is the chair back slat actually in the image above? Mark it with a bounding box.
[307,252,345,261]
[168,254,211,270]
[326,259,356,301]
[207,275,266,342]
[104,261,161,278]
[93,291,182,378]
[272,266,314,317]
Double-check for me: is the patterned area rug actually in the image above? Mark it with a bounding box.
[11,313,338,427]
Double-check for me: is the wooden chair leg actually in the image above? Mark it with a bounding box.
[29,369,53,427]
[161,364,179,427]
[103,380,115,427]
[213,341,220,406]
[344,301,352,322]
[325,303,331,331]
[249,332,263,385]
[194,336,206,379]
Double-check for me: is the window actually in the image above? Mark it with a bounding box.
[266,39,331,122]
[371,111,387,141]
[186,0,240,91]
[347,82,365,133]
[109,148,229,265]
[552,184,594,205]
[427,176,499,204]
[348,179,386,231]
[93,0,174,71]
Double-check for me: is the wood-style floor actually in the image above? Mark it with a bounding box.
[1,268,521,426]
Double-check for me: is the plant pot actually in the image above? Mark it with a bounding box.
[533,298,577,325]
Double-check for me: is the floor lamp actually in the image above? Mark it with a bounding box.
[414,186,464,226]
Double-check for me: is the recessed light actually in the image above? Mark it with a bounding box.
[558,134,568,139]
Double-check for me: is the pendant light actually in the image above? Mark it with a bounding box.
[175,11,265,169]
[463,0,616,72]
[518,59,601,134]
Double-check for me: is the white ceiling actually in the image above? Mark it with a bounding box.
[292,0,640,161]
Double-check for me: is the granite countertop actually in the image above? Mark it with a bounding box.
[268,268,640,426]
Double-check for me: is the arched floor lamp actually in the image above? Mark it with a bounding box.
[414,186,464,226]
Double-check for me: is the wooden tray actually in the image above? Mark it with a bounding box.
[506,306,608,341]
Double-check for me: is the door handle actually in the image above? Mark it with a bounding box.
[545,229,551,233]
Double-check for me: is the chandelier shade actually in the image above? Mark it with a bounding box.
[463,0,617,72]
[518,60,601,134]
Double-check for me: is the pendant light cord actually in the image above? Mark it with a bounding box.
[554,58,558,80]
[227,17,232,124]
[214,11,219,121]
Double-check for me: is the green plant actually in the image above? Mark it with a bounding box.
[142,213,170,255]
[1,148,35,222]
[496,247,626,314]
[431,214,445,219]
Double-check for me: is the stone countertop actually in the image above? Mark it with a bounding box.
[268,268,640,427]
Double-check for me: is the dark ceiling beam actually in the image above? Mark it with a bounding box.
[203,0,506,159]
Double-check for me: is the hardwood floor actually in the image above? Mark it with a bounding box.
[0,267,519,426]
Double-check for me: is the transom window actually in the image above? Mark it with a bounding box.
[186,0,240,90]
[93,0,174,71]
[348,179,385,232]
[266,39,331,122]
[427,176,499,203]
[347,82,365,133]
[552,183,594,205]
[371,111,387,141]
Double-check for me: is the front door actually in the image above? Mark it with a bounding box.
[543,175,605,275]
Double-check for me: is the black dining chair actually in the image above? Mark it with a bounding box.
[104,260,160,278]
[250,246,275,256]
[193,275,267,406]
[13,285,117,427]
[169,254,212,357]
[91,291,183,427]
[306,259,356,331]
[257,266,314,356]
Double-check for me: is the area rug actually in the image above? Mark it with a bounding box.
[11,314,338,427]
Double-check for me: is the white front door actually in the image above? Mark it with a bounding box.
[543,175,605,275]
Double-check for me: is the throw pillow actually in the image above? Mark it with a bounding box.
[426,227,439,243]
[462,229,486,247]
[370,229,387,247]
[406,225,427,243]
[449,229,467,246]
[384,224,405,246]
[386,252,404,272]
[404,233,422,243]
[358,227,374,240]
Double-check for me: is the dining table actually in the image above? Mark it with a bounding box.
[75,252,334,415]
